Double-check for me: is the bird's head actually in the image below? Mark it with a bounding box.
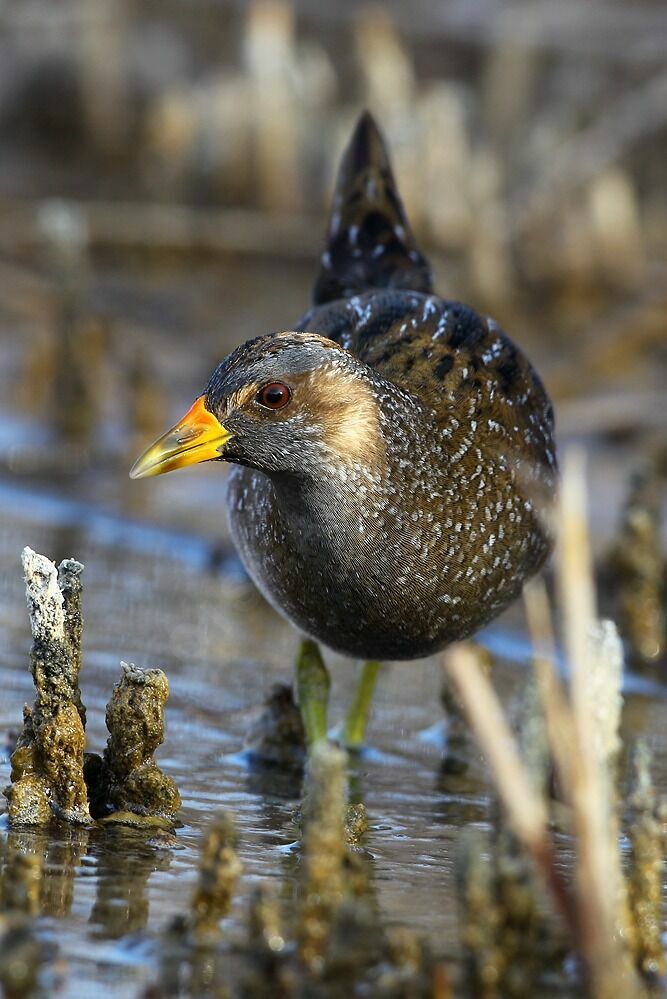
[130,332,384,480]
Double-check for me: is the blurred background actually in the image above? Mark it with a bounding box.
[0,5,666,991]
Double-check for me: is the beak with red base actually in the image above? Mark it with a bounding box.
[130,395,231,479]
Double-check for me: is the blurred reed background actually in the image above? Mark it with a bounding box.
[0,8,666,994]
[0,0,665,539]
[1,0,666,287]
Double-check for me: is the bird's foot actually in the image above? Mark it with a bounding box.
[295,639,330,746]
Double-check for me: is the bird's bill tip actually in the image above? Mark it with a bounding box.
[129,395,230,479]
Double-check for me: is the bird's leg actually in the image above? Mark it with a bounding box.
[296,638,330,746]
[341,660,381,748]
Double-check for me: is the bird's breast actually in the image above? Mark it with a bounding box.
[225,459,551,661]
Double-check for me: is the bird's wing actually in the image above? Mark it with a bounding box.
[298,288,556,482]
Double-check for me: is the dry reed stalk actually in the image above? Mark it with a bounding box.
[525,579,642,995]
[443,645,574,932]
[556,450,639,998]
[523,579,577,804]
[447,448,654,997]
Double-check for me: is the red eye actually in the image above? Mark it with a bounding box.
[257,382,291,410]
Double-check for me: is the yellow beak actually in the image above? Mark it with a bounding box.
[130,395,231,479]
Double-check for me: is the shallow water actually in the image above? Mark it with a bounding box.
[0,254,665,996]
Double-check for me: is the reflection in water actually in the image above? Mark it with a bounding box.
[4,826,89,919]
[89,826,173,939]
[0,840,41,915]
[243,762,303,815]
[2,823,174,942]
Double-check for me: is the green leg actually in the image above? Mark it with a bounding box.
[296,639,330,746]
[341,661,381,748]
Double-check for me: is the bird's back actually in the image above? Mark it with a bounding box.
[299,112,556,486]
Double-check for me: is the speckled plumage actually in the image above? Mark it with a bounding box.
[205,112,557,660]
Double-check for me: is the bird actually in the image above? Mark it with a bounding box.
[131,111,557,746]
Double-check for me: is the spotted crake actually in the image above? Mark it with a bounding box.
[131,111,557,662]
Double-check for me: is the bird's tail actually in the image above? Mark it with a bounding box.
[313,111,433,305]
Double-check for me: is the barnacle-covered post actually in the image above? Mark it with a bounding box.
[57,557,86,726]
[4,548,90,826]
[153,814,242,996]
[626,743,666,980]
[458,829,498,993]
[101,662,181,823]
[190,812,242,937]
[243,682,306,770]
[378,926,440,997]
[457,817,548,996]
[239,886,286,998]
[5,549,182,832]
[492,824,548,995]
[606,464,665,668]
[297,741,347,971]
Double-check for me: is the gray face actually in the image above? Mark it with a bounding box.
[203,332,376,477]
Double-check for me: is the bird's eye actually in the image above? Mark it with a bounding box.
[256,382,291,410]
